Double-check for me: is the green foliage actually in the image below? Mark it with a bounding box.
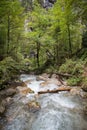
[0,54,31,89]
[82,77,87,91]
[67,77,81,86]
[59,59,85,86]
[0,57,18,88]
[0,0,87,89]
[59,59,84,75]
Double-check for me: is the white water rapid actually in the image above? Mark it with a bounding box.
[0,74,87,130]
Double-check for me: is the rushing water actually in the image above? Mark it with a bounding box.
[0,74,87,130]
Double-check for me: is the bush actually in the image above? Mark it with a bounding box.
[59,59,85,86]
[0,57,19,88]
[59,59,84,75]
[67,77,81,86]
[82,77,87,91]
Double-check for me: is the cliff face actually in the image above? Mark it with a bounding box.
[20,0,56,10]
[38,0,56,8]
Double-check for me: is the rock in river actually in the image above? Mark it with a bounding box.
[27,101,41,112]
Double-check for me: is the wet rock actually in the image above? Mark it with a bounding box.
[40,78,61,87]
[9,81,27,88]
[36,76,48,81]
[16,86,34,95]
[82,86,87,92]
[49,0,56,4]
[70,87,87,98]
[24,79,32,84]
[6,97,13,104]
[41,73,50,78]
[51,74,57,78]
[80,91,87,98]
[21,82,27,87]
[70,87,82,96]
[6,88,16,96]
[40,81,48,87]
[0,100,6,115]
[27,101,41,112]
[83,106,87,115]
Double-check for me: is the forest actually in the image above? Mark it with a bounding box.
[0,0,87,129]
[0,0,87,89]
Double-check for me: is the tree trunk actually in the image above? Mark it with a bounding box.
[7,14,10,54]
[56,44,59,65]
[38,86,71,94]
[36,42,40,68]
[67,23,72,57]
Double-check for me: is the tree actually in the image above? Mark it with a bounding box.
[0,0,24,59]
[51,0,83,61]
[24,1,53,68]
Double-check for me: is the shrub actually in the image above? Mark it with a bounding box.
[59,59,85,86]
[59,59,84,75]
[82,77,87,91]
[67,77,81,86]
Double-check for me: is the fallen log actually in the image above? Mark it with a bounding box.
[49,72,72,78]
[55,73,73,78]
[38,86,71,94]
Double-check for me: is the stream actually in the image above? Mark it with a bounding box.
[0,74,87,130]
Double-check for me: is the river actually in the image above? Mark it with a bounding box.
[0,74,87,130]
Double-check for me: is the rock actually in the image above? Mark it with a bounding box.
[41,73,50,78]
[49,0,56,4]
[80,92,87,98]
[6,97,13,104]
[40,78,61,87]
[6,88,16,96]
[24,79,32,84]
[16,86,34,95]
[9,81,27,88]
[0,100,6,115]
[36,76,48,81]
[27,101,41,112]
[40,81,48,87]
[51,74,57,79]
[70,87,87,98]
[21,82,27,87]
[83,106,87,115]
[70,87,82,96]
[82,86,87,92]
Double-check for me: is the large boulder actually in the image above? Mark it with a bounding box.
[49,0,56,4]
[40,78,62,87]
[41,73,50,78]
[16,86,34,95]
[36,76,48,81]
[83,106,87,115]
[24,79,33,84]
[0,100,6,115]
[27,101,41,112]
[82,85,87,92]
[9,81,27,88]
[6,88,16,96]
[70,87,87,98]
[70,87,82,96]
